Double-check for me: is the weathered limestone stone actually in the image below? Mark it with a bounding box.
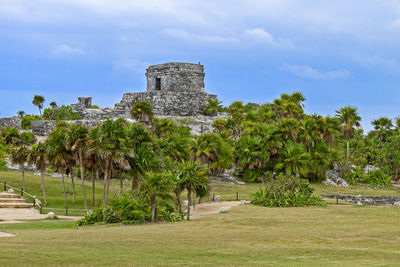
[321,194,400,205]
[0,117,22,130]
[324,170,349,187]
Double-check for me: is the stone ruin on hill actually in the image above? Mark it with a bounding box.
[0,62,220,136]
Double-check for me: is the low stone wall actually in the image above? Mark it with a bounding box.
[321,194,400,205]
[0,117,21,130]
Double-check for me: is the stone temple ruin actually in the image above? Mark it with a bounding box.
[0,62,220,136]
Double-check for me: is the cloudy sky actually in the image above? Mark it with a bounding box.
[1,0,400,130]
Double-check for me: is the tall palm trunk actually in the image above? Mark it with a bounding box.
[70,170,76,203]
[20,163,25,191]
[40,171,47,205]
[79,150,87,209]
[103,159,109,203]
[92,168,96,207]
[61,168,68,214]
[174,188,182,212]
[346,140,350,162]
[187,188,192,221]
[106,169,111,202]
[150,195,157,222]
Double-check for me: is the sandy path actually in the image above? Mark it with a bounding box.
[188,201,242,219]
[0,208,81,222]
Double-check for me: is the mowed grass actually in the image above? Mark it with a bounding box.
[1,205,400,266]
[0,170,127,215]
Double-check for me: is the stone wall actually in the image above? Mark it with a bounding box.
[146,62,205,92]
[321,194,400,205]
[0,117,22,130]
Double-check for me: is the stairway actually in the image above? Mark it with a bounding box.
[0,192,34,208]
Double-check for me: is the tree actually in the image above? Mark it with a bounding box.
[178,161,209,220]
[28,143,48,205]
[49,101,58,108]
[139,170,175,222]
[66,124,89,209]
[17,111,25,117]
[45,123,71,212]
[202,98,223,116]
[336,105,361,162]
[32,95,45,116]
[276,141,310,177]
[131,101,154,125]
[10,145,29,191]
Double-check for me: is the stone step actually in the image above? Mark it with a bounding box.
[0,198,26,203]
[0,192,21,199]
[0,203,33,208]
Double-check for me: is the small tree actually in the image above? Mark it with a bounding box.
[139,170,175,222]
[178,161,209,220]
[50,101,58,108]
[28,143,48,205]
[32,95,45,116]
[17,111,25,117]
[131,101,154,125]
[202,98,223,116]
[10,145,29,191]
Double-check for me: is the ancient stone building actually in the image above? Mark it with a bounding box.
[29,62,220,136]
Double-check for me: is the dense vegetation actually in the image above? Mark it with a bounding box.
[1,92,398,222]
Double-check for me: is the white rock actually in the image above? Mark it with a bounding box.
[393,202,400,206]
[47,212,56,219]
[356,201,363,206]
[220,207,227,213]
[182,200,188,206]
[7,188,14,193]
[214,195,220,201]
[240,200,247,205]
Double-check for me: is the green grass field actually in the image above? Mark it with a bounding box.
[1,205,400,266]
[1,170,400,266]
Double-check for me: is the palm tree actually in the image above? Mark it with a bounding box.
[17,111,25,117]
[28,143,48,205]
[32,95,45,116]
[178,161,209,220]
[372,117,393,141]
[336,105,361,161]
[65,124,89,209]
[10,145,29,191]
[96,119,127,203]
[276,141,310,177]
[202,98,223,116]
[49,101,58,108]
[139,170,175,222]
[131,101,154,125]
[46,125,71,212]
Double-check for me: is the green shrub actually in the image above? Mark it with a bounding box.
[76,193,183,226]
[251,175,325,207]
[42,105,81,121]
[363,169,392,187]
[343,166,365,185]
[21,115,42,129]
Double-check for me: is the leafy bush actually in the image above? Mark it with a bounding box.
[202,98,223,116]
[363,169,392,187]
[42,105,81,121]
[251,175,325,207]
[21,115,42,129]
[76,193,183,226]
[343,166,365,185]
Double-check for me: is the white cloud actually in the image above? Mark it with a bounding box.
[112,58,150,74]
[51,44,84,55]
[243,28,294,48]
[282,64,351,80]
[163,29,239,44]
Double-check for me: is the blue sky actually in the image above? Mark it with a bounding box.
[1,0,400,131]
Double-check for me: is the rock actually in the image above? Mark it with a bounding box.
[324,170,349,187]
[220,207,227,213]
[363,165,379,174]
[47,212,56,219]
[240,200,247,205]
[209,172,245,184]
[393,202,400,206]
[357,201,363,206]
[7,188,14,193]
[182,200,188,206]
[214,195,220,201]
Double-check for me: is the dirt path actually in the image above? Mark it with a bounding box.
[188,201,242,219]
[0,208,82,223]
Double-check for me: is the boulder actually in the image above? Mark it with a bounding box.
[324,170,349,187]
[363,165,379,174]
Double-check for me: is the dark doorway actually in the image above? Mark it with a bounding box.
[155,78,161,90]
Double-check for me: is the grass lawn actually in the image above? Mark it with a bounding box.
[1,205,400,266]
[0,170,126,215]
